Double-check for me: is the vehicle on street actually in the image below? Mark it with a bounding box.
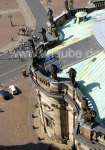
[9,85,17,95]
[0,90,10,100]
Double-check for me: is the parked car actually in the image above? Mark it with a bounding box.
[0,90,10,100]
[9,85,17,95]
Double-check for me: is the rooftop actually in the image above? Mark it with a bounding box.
[53,8,105,127]
[47,9,105,55]
[58,50,105,127]
[32,3,105,128]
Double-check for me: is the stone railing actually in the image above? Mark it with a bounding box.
[54,11,69,26]
[51,4,105,29]
[32,69,68,94]
[74,123,105,150]
[92,130,105,146]
[79,124,91,140]
[41,2,105,51]
[94,1,105,8]
[30,65,85,110]
[29,65,105,150]
[32,70,51,92]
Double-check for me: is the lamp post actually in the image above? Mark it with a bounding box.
[8,15,14,27]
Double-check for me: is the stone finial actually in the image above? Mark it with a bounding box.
[82,108,96,124]
[51,64,58,80]
[64,0,69,11]
[67,68,77,88]
[39,28,47,43]
[47,8,54,24]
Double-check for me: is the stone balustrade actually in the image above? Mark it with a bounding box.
[94,1,105,8]
[30,65,105,149]
[31,66,84,109]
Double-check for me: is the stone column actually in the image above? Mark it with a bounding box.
[67,104,76,149]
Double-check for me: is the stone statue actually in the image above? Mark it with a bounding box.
[47,8,54,24]
[51,64,58,80]
[39,28,47,43]
[81,97,88,111]
[82,108,96,124]
[69,0,73,9]
[67,68,77,87]
[64,0,69,11]
[51,23,58,37]
[32,56,42,68]
[32,57,38,68]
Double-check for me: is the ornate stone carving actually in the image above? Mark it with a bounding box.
[69,0,74,9]
[51,64,58,80]
[67,68,77,88]
[81,97,88,111]
[64,0,69,11]
[47,8,54,24]
[82,108,96,124]
[39,28,47,43]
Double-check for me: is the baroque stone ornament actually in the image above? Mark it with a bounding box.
[51,64,58,80]
[64,0,69,11]
[39,28,47,43]
[47,8,54,24]
[67,68,77,88]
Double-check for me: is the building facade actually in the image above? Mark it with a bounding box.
[29,1,105,150]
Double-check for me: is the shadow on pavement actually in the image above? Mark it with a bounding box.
[0,143,60,150]
[16,87,22,95]
[6,91,14,100]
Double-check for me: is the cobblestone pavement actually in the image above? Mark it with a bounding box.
[0,0,36,56]
[0,78,35,145]
[0,76,67,150]
[0,77,50,150]
[41,0,89,16]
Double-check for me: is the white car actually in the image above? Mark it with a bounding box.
[9,85,17,95]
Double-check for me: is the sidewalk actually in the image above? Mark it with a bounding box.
[33,107,69,150]
[0,0,36,56]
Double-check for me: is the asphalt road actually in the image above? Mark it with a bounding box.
[26,0,48,34]
[0,0,48,84]
[0,1,49,149]
[0,53,30,83]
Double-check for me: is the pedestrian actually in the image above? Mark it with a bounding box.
[11,54,14,60]
[11,37,14,41]
[14,48,16,52]
[18,55,21,60]
[21,39,24,42]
